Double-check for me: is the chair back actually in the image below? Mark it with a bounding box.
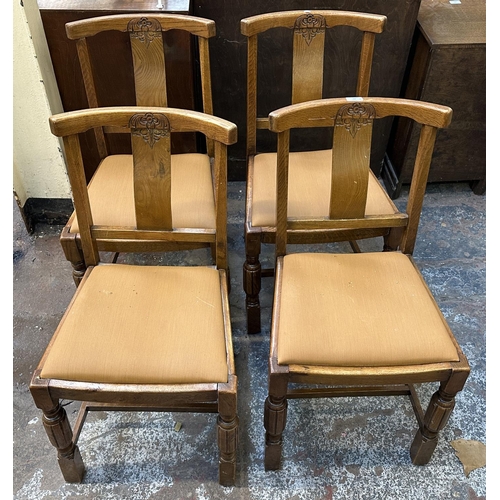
[66,14,216,158]
[49,107,237,270]
[269,97,452,257]
[241,10,386,156]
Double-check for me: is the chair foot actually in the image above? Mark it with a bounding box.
[58,445,85,483]
[217,415,238,486]
[42,403,85,482]
[410,430,439,465]
[264,396,287,471]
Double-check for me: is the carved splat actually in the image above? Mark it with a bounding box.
[293,13,326,46]
[129,112,171,148]
[127,17,162,47]
[335,102,376,138]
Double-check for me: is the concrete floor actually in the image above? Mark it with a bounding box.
[13,181,486,499]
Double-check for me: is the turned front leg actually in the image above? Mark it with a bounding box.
[71,260,87,287]
[217,414,238,486]
[42,403,85,482]
[218,379,238,486]
[410,369,468,465]
[264,390,288,471]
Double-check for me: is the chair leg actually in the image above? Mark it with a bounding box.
[383,227,404,252]
[217,414,238,486]
[243,232,262,334]
[410,371,468,465]
[264,370,288,471]
[70,260,87,287]
[60,231,87,286]
[41,402,85,482]
[217,383,238,486]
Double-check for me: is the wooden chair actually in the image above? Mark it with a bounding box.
[29,106,238,485]
[59,14,217,285]
[263,97,470,471]
[241,10,399,334]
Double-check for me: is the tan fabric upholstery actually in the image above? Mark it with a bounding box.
[70,154,216,233]
[251,150,397,227]
[40,264,228,384]
[277,252,460,367]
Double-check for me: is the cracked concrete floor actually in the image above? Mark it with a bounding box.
[13,181,486,499]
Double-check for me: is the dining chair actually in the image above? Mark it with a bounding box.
[30,106,238,485]
[262,96,470,471]
[241,10,397,334]
[59,13,217,285]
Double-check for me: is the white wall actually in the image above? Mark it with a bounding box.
[13,0,71,206]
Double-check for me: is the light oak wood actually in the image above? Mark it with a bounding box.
[58,14,217,285]
[31,107,238,486]
[241,10,389,334]
[263,96,470,472]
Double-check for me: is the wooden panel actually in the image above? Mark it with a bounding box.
[130,112,173,230]
[330,102,373,218]
[384,0,486,197]
[38,0,196,182]
[291,13,325,104]
[194,0,422,180]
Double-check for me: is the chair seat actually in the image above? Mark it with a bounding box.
[69,153,216,233]
[277,252,460,367]
[251,150,398,227]
[40,264,228,385]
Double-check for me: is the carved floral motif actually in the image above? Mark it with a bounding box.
[127,17,162,47]
[335,103,376,138]
[293,13,326,46]
[129,113,170,148]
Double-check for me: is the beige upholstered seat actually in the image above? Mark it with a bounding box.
[252,150,397,227]
[70,154,216,233]
[277,252,459,367]
[40,264,228,385]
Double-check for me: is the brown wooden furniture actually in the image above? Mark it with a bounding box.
[38,1,198,180]
[193,0,423,181]
[242,10,400,334]
[263,97,470,471]
[383,0,486,197]
[56,13,217,285]
[29,106,238,486]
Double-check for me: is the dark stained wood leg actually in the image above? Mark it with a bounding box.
[264,368,289,471]
[470,178,485,195]
[60,227,86,287]
[410,370,468,465]
[71,260,87,287]
[264,395,287,470]
[217,414,238,486]
[384,227,404,252]
[42,403,85,482]
[217,379,238,486]
[243,232,261,334]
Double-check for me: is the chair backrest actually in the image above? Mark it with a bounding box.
[269,97,452,257]
[66,14,216,157]
[49,107,237,270]
[241,10,387,156]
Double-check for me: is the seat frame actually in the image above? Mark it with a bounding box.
[262,97,470,471]
[30,106,239,486]
[241,10,391,334]
[59,13,217,285]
